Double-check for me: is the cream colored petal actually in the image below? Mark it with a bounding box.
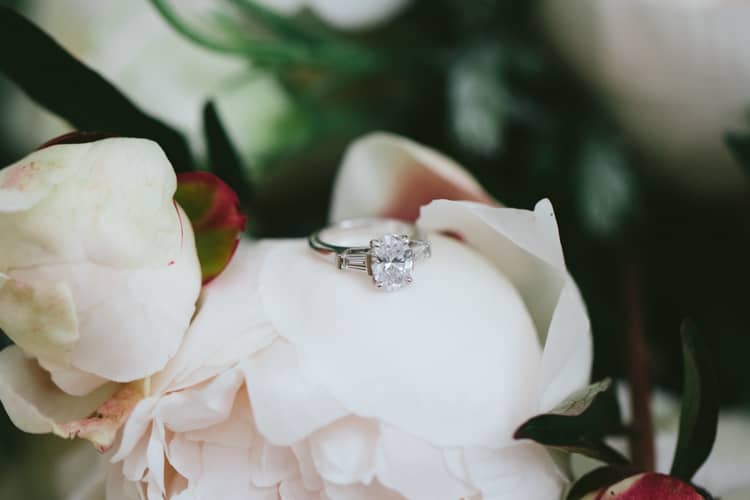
[242,340,348,446]
[0,139,182,270]
[375,425,476,499]
[309,0,409,29]
[152,240,277,394]
[309,416,379,485]
[418,199,567,343]
[248,438,299,488]
[0,272,77,368]
[330,132,493,224]
[538,279,593,412]
[156,368,244,433]
[259,236,541,448]
[291,441,325,491]
[462,442,566,499]
[183,386,257,449]
[0,346,115,434]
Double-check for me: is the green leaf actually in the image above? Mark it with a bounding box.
[725,132,750,176]
[203,101,253,202]
[0,7,193,170]
[567,465,640,500]
[514,378,629,465]
[670,319,719,482]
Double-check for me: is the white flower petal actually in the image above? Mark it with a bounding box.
[249,439,299,488]
[0,346,115,434]
[259,235,542,447]
[112,397,159,462]
[0,273,78,367]
[309,416,379,485]
[462,443,565,499]
[242,339,348,446]
[152,240,277,394]
[418,199,567,346]
[184,386,257,449]
[538,279,593,412]
[330,132,493,224]
[156,367,244,433]
[279,477,321,500]
[291,441,325,491]
[376,425,475,499]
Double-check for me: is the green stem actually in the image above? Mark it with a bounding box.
[150,0,384,74]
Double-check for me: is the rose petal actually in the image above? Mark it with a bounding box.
[376,425,476,499]
[259,235,541,448]
[0,345,115,434]
[279,477,321,500]
[242,339,349,446]
[329,132,494,224]
[175,172,247,284]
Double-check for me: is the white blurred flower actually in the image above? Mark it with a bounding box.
[541,0,750,194]
[2,0,291,164]
[0,138,201,402]
[60,133,592,499]
[253,0,411,30]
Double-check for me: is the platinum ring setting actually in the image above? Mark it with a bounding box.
[308,218,431,292]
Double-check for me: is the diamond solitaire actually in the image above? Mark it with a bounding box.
[308,219,431,291]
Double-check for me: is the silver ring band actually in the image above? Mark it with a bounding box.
[308,218,431,291]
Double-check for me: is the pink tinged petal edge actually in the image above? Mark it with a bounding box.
[258,236,542,448]
[54,379,149,452]
[329,132,495,224]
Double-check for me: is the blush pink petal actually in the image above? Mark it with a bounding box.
[329,132,495,224]
[242,340,349,446]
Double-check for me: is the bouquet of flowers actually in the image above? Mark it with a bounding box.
[0,1,749,499]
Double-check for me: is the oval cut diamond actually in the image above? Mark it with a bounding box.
[370,234,414,291]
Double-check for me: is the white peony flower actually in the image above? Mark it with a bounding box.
[252,0,411,30]
[0,138,201,401]
[2,0,291,164]
[45,132,591,499]
[541,0,750,194]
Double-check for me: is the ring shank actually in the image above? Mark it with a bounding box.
[308,218,417,256]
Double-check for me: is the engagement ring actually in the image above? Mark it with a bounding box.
[308,218,431,291]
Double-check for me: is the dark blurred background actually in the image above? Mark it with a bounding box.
[1,0,749,497]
